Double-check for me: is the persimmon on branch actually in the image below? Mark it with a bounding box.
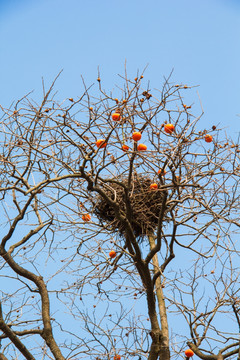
[0,71,239,360]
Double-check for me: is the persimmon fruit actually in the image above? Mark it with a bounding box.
[122,144,129,151]
[112,112,121,121]
[137,144,147,151]
[132,132,142,141]
[82,214,91,222]
[164,123,175,134]
[96,139,107,148]
[185,349,194,357]
[109,250,117,259]
[158,169,166,176]
[114,356,121,360]
[150,183,158,190]
[205,134,213,143]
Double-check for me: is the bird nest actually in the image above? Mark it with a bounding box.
[94,176,167,240]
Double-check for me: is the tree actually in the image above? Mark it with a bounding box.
[0,71,240,360]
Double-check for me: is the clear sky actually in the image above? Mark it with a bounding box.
[0,0,240,139]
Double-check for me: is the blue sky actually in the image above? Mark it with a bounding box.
[0,0,240,139]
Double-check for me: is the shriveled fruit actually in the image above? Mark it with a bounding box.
[132,132,142,141]
[96,139,107,148]
[137,144,147,151]
[164,123,175,134]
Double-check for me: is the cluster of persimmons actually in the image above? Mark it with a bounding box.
[96,114,213,150]
[82,111,213,282]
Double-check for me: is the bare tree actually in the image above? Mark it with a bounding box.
[0,71,239,360]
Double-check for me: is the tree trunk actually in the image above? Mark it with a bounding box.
[148,232,170,360]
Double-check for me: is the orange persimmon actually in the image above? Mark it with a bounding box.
[150,183,158,190]
[122,144,129,151]
[164,123,175,134]
[158,169,166,176]
[114,356,121,360]
[109,250,117,259]
[96,139,107,148]
[185,349,194,357]
[137,143,147,151]
[112,112,121,121]
[205,134,213,143]
[82,214,91,222]
[132,131,142,141]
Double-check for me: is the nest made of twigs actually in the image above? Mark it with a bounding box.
[94,176,168,240]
